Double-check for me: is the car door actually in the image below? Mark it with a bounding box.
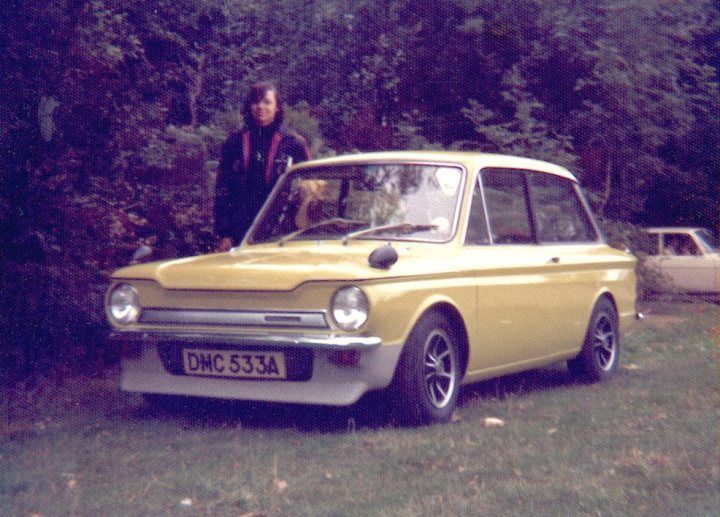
[462,168,597,376]
[652,232,717,292]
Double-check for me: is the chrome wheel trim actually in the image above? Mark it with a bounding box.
[422,329,457,409]
[592,314,616,371]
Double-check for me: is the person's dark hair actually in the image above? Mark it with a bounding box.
[242,81,284,127]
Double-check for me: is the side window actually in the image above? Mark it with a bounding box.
[465,177,490,245]
[663,234,699,256]
[481,169,534,244]
[528,173,597,243]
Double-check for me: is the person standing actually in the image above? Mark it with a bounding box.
[214,82,311,250]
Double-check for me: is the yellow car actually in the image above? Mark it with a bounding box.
[106,151,639,425]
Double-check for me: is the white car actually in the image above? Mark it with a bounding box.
[645,227,720,294]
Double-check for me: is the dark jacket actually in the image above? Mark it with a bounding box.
[215,123,310,243]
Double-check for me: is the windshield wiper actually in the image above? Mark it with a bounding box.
[278,218,369,246]
[343,222,438,243]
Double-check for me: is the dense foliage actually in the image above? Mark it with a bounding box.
[1,0,718,382]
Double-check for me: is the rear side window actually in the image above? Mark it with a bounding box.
[528,173,597,243]
[481,169,534,244]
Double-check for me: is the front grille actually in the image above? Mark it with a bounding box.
[140,309,329,329]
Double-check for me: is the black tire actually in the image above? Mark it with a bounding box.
[391,312,461,425]
[568,298,619,382]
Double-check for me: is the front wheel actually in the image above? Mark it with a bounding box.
[391,312,461,425]
[568,298,619,382]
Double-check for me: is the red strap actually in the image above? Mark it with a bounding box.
[265,132,282,184]
[242,130,250,173]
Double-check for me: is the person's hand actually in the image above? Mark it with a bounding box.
[217,237,234,252]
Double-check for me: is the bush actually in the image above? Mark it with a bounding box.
[596,217,669,300]
[0,261,111,385]
[0,170,215,386]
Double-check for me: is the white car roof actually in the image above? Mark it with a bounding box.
[291,151,579,182]
[646,227,703,234]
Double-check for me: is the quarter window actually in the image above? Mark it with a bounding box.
[465,178,491,245]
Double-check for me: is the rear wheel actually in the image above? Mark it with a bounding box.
[568,298,619,382]
[391,312,461,425]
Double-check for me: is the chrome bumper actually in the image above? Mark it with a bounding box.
[111,330,382,350]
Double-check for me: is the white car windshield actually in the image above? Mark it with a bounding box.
[248,163,463,244]
[697,229,719,253]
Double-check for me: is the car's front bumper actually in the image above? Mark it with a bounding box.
[112,330,382,350]
[113,331,402,406]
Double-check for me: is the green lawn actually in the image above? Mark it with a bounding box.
[2,302,718,516]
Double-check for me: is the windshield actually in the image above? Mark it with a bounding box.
[696,229,719,252]
[248,163,464,244]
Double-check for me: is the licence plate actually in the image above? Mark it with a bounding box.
[182,349,287,380]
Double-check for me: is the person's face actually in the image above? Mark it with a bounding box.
[251,90,279,127]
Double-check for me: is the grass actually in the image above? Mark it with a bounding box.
[1,301,718,516]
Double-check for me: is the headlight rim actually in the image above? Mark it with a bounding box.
[331,286,369,331]
[108,283,141,325]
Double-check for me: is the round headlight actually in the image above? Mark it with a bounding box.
[331,286,369,331]
[108,284,140,325]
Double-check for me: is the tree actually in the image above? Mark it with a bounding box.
[2,0,718,382]
[462,65,577,169]
[455,0,718,224]
[538,1,718,221]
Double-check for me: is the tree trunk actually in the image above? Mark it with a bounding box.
[598,150,613,217]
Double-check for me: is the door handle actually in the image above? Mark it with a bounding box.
[549,257,560,264]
